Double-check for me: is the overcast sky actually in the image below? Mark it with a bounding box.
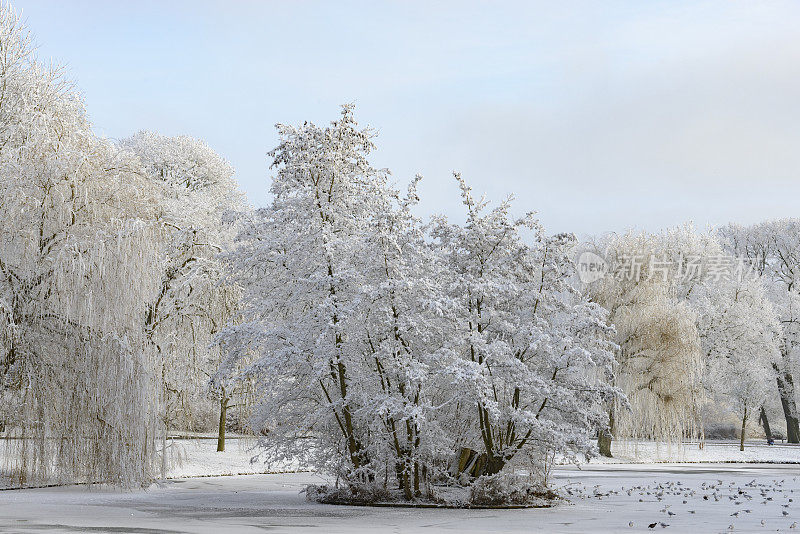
[14,0,800,237]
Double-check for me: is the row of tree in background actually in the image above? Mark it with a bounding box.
[1,4,799,498]
[589,224,800,456]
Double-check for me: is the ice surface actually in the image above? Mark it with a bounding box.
[3,463,800,533]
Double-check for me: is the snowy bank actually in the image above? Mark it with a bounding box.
[586,439,800,465]
[1,437,301,489]
[3,437,799,490]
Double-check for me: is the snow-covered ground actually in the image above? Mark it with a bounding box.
[2,438,798,490]
[173,438,800,476]
[3,464,800,533]
[590,439,800,464]
[163,437,300,479]
[167,438,800,479]
[0,437,300,489]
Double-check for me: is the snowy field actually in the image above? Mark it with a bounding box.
[2,438,798,489]
[3,464,800,533]
[0,437,299,489]
[162,437,300,479]
[591,440,800,465]
[126,438,800,478]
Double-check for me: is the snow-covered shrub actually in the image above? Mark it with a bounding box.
[702,421,738,440]
[517,447,558,488]
[469,473,557,507]
[306,483,394,505]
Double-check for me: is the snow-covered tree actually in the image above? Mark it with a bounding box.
[0,5,163,486]
[588,224,789,453]
[354,175,450,498]
[432,175,619,475]
[120,131,244,461]
[0,3,249,485]
[220,107,622,501]
[696,277,780,450]
[587,230,704,455]
[720,220,800,443]
[220,106,396,482]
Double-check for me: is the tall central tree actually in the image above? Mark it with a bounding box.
[220,107,622,500]
[221,105,391,477]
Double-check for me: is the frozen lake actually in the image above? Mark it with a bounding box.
[3,463,800,533]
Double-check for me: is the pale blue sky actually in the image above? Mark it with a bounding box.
[13,0,800,236]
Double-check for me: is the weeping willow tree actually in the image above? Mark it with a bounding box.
[588,230,704,456]
[0,5,163,486]
[610,291,703,444]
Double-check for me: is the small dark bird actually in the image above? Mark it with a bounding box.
[648,523,658,529]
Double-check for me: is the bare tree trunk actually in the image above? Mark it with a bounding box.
[160,425,167,479]
[484,455,506,476]
[598,409,615,458]
[401,465,412,500]
[413,461,420,496]
[598,430,613,458]
[740,406,748,451]
[775,364,800,443]
[160,358,168,479]
[217,395,228,452]
[760,406,772,441]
